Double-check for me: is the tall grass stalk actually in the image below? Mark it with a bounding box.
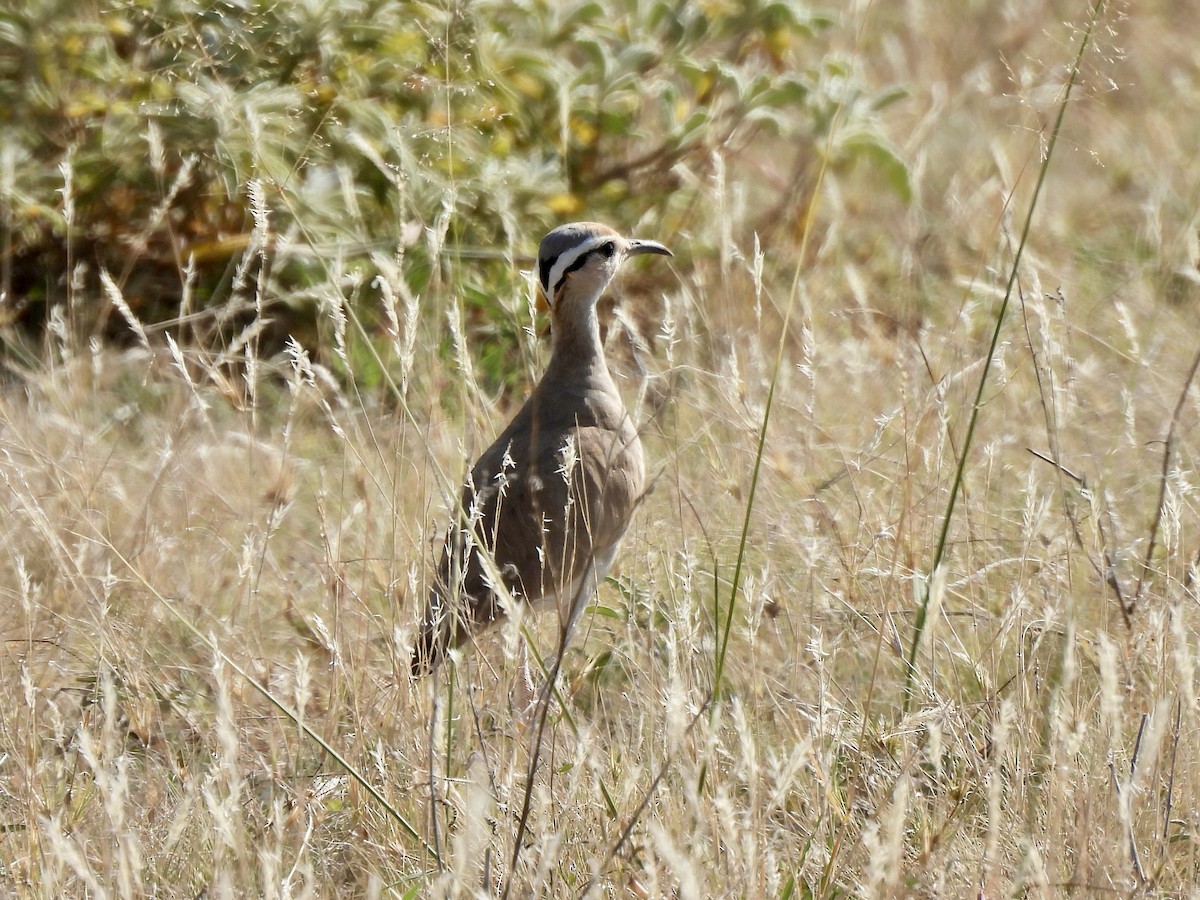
[902,0,1107,710]
[713,13,852,706]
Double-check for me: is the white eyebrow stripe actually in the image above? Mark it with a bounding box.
[544,234,613,296]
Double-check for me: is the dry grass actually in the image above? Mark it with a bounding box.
[4,0,1200,896]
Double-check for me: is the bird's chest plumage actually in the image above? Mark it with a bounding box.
[442,387,639,618]
[503,388,641,516]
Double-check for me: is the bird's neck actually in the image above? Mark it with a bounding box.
[546,294,612,386]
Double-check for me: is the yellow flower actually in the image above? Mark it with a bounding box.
[569,117,598,145]
[547,193,584,215]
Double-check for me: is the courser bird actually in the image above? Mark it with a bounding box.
[412,222,672,675]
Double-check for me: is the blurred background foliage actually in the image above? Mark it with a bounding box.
[0,0,908,384]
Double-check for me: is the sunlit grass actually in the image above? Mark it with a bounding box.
[3,0,1200,897]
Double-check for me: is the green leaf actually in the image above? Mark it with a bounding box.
[838,131,912,204]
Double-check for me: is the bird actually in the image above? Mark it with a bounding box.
[412,222,672,675]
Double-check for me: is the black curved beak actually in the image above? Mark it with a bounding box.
[626,238,673,257]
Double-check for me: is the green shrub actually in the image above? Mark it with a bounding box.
[1,0,907,386]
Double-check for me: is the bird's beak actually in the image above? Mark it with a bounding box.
[625,238,673,258]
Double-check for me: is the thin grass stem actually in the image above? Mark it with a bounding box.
[902,0,1107,710]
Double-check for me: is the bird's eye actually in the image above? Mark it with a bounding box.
[599,241,615,258]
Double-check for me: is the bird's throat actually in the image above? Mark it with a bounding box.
[547,294,609,382]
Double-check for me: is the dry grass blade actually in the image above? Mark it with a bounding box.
[1134,341,1200,605]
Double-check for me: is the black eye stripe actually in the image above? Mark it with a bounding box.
[539,256,553,294]
[548,245,609,296]
[560,250,593,279]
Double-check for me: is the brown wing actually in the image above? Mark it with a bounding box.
[413,393,574,673]
[411,397,643,674]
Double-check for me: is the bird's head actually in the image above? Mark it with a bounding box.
[537,222,672,314]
